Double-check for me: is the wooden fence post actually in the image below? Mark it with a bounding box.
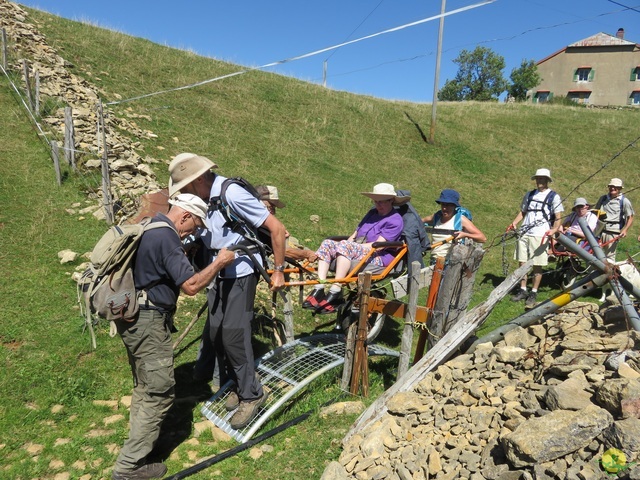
[414,256,445,363]
[64,106,76,169]
[34,69,40,115]
[51,140,61,186]
[350,272,372,396]
[1,28,7,71]
[428,244,484,351]
[282,289,294,344]
[97,100,114,224]
[22,59,35,112]
[397,261,420,378]
[341,321,357,391]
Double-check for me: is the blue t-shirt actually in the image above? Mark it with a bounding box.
[200,175,270,278]
[134,214,195,311]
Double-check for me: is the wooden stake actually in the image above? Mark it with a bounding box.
[350,272,372,396]
[413,256,445,363]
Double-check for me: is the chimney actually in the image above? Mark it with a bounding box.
[616,28,624,39]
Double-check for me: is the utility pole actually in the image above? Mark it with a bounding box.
[429,0,446,144]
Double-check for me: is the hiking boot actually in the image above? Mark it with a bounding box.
[229,387,270,430]
[225,390,239,411]
[524,292,537,310]
[302,288,325,310]
[510,289,528,302]
[112,462,167,479]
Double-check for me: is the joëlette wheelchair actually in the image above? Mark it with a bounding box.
[267,236,409,343]
[548,214,619,289]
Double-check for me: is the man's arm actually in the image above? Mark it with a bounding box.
[261,213,287,290]
[180,248,235,296]
[509,211,524,231]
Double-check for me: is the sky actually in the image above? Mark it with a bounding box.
[16,0,640,103]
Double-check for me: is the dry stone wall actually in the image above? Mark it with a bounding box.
[322,302,640,480]
[0,0,163,220]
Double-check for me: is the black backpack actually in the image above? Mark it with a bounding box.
[209,177,273,263]
[526,189,558,226]
[396,190,430,268]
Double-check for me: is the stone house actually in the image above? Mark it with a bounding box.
[531,28,640,106]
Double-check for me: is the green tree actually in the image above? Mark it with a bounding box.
[508,60,541,101]
[438,47,507,101]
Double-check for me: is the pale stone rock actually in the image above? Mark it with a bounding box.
[58,250,78,264]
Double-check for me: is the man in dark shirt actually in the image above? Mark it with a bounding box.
[112,193,235,480]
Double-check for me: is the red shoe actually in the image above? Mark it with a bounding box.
[302,289,325,310]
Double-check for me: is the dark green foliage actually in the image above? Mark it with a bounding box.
[508,59,542,101]
[438,46,508,101]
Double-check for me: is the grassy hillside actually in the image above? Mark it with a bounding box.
[1,5,639,479]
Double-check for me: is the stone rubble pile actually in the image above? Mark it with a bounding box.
[323,302,640,480]
[0,0,164,220]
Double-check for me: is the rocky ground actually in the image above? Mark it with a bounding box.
[1,0,164,221]
[321,301,640,480]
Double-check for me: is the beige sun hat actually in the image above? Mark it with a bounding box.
[608,178,624,188]
[168,153,217,196]
[168,193,209,220]
[531,168,552,182]
[256,185,286,209]
[360,183,409,206]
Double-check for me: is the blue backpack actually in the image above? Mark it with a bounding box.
[432,206,472,231]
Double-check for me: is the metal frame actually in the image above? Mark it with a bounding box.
[201,333,398,443]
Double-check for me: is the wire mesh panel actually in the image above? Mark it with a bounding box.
[201,333,398,443]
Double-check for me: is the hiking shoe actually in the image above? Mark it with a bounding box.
[112,462,167,479]
[229,387,270,430]
[524,292,537,310]
[225,390,239,411]
[302,288,325,310]
[510,289,528,302]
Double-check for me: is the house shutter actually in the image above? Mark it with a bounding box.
[573,69,578,81]
[549,92,554,101]
[628,94,633,106]
[588,69,595,81]
[631,68,638,81]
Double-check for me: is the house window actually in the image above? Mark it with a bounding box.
[534,91,550,103]
[574,67,593,82]
[568,90,591,104]
[631,91,640,105]
[631,67,640,81]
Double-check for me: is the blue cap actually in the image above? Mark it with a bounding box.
[435,189,461,207]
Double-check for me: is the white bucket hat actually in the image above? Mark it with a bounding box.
[360,183,409,205]
[608,178,624,188]
[168,193,208,220]
[168,153,217,196]
[531,168,552,182]
[572,197,590,210]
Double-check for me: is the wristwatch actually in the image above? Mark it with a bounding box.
[274,265,285,272]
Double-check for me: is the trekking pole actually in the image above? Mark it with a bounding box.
[173,300,208,350]
[229,245,289,304]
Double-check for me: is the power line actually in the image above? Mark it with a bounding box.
[324,0,386,62]
[606,0,640,14]
[106,0,495,106]
[314,3,635,84]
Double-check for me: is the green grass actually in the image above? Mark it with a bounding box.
[1,5,640,479]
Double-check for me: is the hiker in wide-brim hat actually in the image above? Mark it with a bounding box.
[303,182,405,315]
[167,151,287,431]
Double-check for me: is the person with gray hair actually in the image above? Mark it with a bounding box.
[112,193,235,480]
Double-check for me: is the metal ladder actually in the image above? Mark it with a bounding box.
[200,333,399,443]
